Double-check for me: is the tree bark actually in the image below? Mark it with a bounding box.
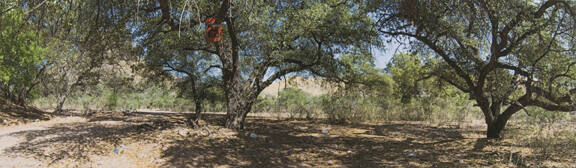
[55,95,67,113]
[194,96,203,121]
[486,118,507,139]
[484,103,522,139]
[224,88,257,129]
[224,104,253,129]
[187,94,203,128]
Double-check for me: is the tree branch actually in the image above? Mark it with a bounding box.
[379,29,475,89]
[164,61,194,78]
[25,0,48,15]
[183,47,217,55]
[203,65,221,73]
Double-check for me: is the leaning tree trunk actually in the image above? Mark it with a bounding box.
[214,9,261,129]
[187,94,204,128]
[225,84,258,129]
[55,97,66,113]
[54,95,67,114]
[225,96,255,129]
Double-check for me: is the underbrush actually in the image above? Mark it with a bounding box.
[32,85,198,112]
[503,112,576,167]
[252,88,483,124]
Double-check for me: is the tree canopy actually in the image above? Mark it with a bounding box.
[1,0,575,139]
[375,0,576,138]
[0,7,44,105]
[133,0,380,128]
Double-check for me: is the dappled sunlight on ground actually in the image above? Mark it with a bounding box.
[0,111,574,167]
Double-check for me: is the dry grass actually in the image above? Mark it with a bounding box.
[0,111,574,167]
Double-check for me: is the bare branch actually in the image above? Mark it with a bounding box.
[24,0,48,15]
[183,47,217,55]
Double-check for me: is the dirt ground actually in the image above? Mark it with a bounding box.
[0,111,575,168]
[0,99,50,126]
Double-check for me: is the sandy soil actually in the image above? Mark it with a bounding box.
[0,111,574,168]
[0,117,86,167]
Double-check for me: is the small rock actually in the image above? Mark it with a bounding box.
[490,151,500,156]
[113,148,120,154]
[177,129,188,136]
[113,145,126,154]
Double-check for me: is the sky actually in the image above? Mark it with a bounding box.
[373,48,392,68]
[373,40,405,69]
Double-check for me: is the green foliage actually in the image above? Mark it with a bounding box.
[520,107,569,135]
[240,72,479,123]
[105,91,118,111]
[320,92,381,124]
[386,53,426,104]
[526,107,568,125]
[277,88,315,118]
[0,8,45,104]
[384,53,480,121]
[278,88,308,109]
[253,96,275,113]
[33,84,207,112]
[377,0,576,138]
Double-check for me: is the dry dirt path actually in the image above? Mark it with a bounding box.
[0,112,182,168]
[0,112,572,167]
[0,117,88,168]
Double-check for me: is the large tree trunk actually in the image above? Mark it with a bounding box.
[486,118,508,139]
[483,104,522,139]
[224,88,257,129]
[214,3,260,129]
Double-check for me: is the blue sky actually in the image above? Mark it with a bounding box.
[373,48,392,68]
[373,40,404,68]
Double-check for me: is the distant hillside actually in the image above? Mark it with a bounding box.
[260,76,338,97]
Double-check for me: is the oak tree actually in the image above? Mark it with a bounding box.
[375,0,576,138]
[137,0,379,129]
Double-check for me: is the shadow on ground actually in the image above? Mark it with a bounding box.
[161,115,496,167]
[0,99,50,125]
[1,112,537,167]
[2,112,184,164]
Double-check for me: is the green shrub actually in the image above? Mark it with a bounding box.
[105,92,118,111]
[320,93,383,124]
[253,96,275,113]
[278,88,310,118]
